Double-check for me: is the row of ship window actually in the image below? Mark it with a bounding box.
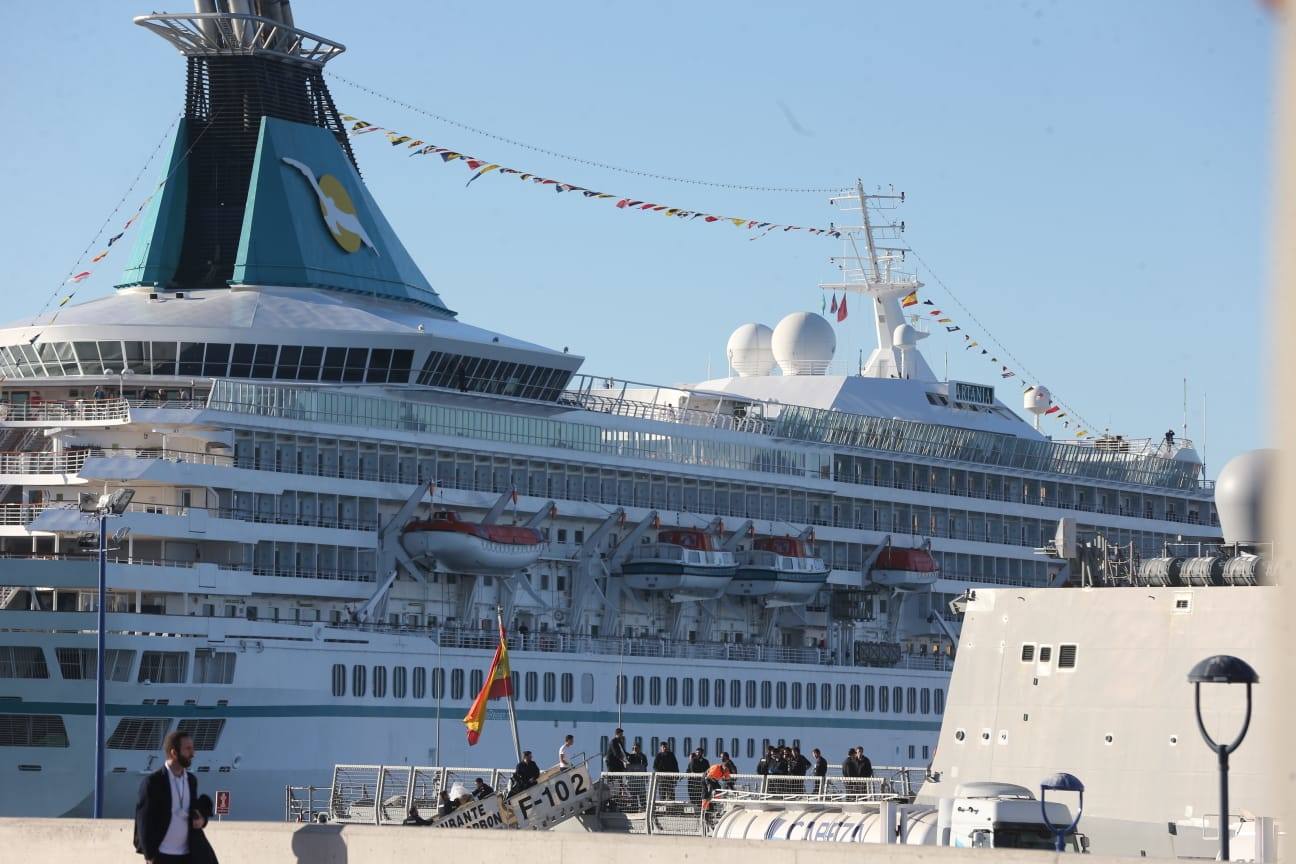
[0,646,234,685]
[598,733,932,764]
[0,340,574,402]
[615,675,944,716]
[328,663,943,716]
[330,664,596,703]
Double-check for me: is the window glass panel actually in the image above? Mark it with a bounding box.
[123,341,148,375]
[147,341,177,375]
[390,349,414,384]
[322,347,347,382]
[74,341,103,375]
[298,346,324,381]
[343,347,368,382]
[203,343,230,377]
[252,345,277,378]
[367,348,392,383]
[229,343,255,377]
[276,345,302,380]
[178,342,204,375]
[98,341,124,372]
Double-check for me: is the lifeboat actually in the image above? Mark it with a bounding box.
[401,510,546,573]
[729,536,830,601]
[869,546,940,588]
[620,527,736,592]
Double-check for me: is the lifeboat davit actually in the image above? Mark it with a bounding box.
[729,536,830,601]
[401,510,546,573]
[870,546,940,588]
[620,527,736,592]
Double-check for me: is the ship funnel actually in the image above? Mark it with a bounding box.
[1214,449,1275,549]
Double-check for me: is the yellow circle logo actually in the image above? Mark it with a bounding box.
[317,174,363,253]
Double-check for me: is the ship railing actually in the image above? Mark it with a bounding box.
[284,785,325,823]
[326,764,520,825]
[0,398,129,425]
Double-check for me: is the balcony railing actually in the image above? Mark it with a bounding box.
[0,398,129,425]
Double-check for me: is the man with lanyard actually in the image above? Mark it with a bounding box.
[134,730,206,863]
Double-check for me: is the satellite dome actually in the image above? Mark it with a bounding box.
[1214,449,1275,546]
[1024,385,1052,416]
[1173,445,1203,465]
[892,323,922,348]
[771,312,836,375]
[726,323,776,377]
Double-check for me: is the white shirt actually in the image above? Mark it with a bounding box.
[558,742,572,768]
[158,762,190,856]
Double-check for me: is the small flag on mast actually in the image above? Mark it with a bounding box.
[837,294,848,322]
[901,291,919,308]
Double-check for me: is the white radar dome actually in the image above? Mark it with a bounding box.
[1024,386,1052,415]
[1214,449,1275,546]
[771,312,836,375]
[726,323,776,377]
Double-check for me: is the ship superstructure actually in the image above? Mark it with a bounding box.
[0,0,1220,819]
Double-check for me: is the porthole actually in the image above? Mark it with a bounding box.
[954,729,966,742]
[1169,735,1178,746]
[1104,734,1114,745]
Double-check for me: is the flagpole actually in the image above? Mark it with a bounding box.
[497,605,523,764]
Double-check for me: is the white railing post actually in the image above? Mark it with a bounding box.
[645,772,657,836]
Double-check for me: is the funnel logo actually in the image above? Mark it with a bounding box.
[281,157,378,255]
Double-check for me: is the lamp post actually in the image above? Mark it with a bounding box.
[1188,654,1258,862]
[80,487,135,819]
[1039,772,1085,853]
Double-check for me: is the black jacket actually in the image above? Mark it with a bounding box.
[134,767,201,860]
[627,752,648,771]
[514,759,540,785]
[857,755,874,778]
[792,754,812,776]
[686,754,709,774]
[842,756,859,778]
[605,736,627,772]
[755,756,770,775]
[652,751,679,773]
[814,755,829,778]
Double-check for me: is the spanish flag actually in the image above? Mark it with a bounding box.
[901,291,919,308]
[463,623,512,745]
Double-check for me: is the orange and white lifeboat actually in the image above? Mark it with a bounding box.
[729,536,830,600]
[870,546,940,588]
[401,510,546,573]
[620,527,736,591]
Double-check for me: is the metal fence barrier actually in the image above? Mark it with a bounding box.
[327,764,520,824]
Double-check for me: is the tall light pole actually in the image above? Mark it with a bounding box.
[1188,654,1258,862]
[80,488,135,819]
[1039,772,1085,853]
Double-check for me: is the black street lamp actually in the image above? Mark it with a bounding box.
[78,488,135,819]
[1039,772,1085,853]
[1188,654,1258,862]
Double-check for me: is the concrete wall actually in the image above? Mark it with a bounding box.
[0,818,1146,864]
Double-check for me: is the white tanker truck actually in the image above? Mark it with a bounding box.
[709,781,1089,852]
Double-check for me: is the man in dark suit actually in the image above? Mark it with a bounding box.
[134,729,207,863]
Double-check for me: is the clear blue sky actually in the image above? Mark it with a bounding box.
[0,1,1276,475]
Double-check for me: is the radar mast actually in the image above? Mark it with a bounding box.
[820,180,934,381]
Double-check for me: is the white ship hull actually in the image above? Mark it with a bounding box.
[0,613,946,820]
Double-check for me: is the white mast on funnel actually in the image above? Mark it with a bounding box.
[820,180,934,381]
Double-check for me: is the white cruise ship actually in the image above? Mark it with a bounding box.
[0,1,1221,820]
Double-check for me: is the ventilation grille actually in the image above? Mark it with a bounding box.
[108,718,169,751]
[0,714,68,748]
[172,54,357,290]
[1058,644,1078,669]
[1038,645,1053,664]
[1020,644,1035,663]
[177,718,227,751]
